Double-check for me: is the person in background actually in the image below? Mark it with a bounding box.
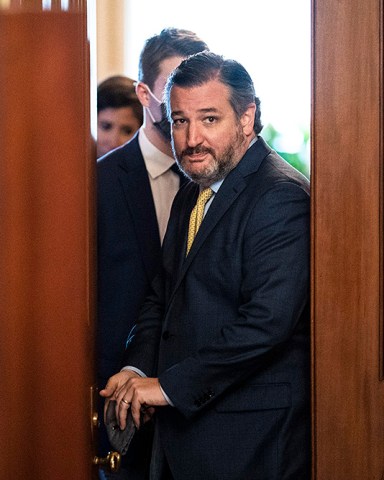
[97,29,209,480]
[97,75,143,158]
[101,51,311,479]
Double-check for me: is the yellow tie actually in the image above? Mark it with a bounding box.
[186,187,213,255]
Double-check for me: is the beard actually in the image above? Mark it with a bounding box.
[173,125,246,187]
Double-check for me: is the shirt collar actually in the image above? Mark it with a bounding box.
[138,128,175,179]
[209,179,224,194]
[248,136,258,149]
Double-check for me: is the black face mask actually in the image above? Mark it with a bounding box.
[153,102,171,141]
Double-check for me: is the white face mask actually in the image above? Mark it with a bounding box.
[147,86,162,105]
[145,85,162,123]
[145,85,171,141]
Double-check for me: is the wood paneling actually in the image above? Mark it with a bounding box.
[312,0,384,477]
[0,4,96,479]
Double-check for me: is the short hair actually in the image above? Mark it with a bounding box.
[138,28,209,90]
[97,75,143,124]
[165,51,263,134]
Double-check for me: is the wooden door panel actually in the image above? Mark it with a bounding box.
[0,3,96,478]
[312,0,384,477]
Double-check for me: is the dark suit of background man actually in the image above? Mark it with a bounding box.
[101,51,310,480]
[96,29,209,479]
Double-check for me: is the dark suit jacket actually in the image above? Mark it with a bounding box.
[124,137,311,480]
[97,133,161,472]
[97,133,161,383]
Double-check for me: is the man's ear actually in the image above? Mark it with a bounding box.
[135,82,150,107]
[240,103,256,136]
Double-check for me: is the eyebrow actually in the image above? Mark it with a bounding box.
[171,107,220,118]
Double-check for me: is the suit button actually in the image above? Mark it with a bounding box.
[162,330,170,340]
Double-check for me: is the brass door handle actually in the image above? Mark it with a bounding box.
[91,385,121,473]
[93,451,121,472]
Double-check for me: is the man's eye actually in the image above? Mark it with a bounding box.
[173,118,185,125]
[100,122,112,131]
[205,116,217,123]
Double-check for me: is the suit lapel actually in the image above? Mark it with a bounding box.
[164,182,199,281]
[185,174,245,261]
[117,136,161,278]
[171,162,189,187]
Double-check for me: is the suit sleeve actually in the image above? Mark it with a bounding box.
[158,181,310,418]
[121,270,165,377]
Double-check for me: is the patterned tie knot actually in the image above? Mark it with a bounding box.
[196,187,213,209]
[186,187,213,255]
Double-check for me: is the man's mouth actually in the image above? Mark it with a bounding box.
[181,147,213,162]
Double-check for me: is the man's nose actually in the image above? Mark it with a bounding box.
[186,122,203,146]
[110,130,124,149]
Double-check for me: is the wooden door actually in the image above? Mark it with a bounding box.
[0,1,98,478]
[312,0,384,477]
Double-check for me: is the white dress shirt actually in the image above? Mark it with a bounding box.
[138,129,180,243]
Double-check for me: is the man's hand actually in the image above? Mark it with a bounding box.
[113,376,168,429]
[99,370,139,426]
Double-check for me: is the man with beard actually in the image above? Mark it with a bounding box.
[96,29,209,479]
[101,52,310,479]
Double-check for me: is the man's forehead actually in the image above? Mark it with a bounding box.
[157,56,185,82]
[170,80,230,100]
[169,81,232,115]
